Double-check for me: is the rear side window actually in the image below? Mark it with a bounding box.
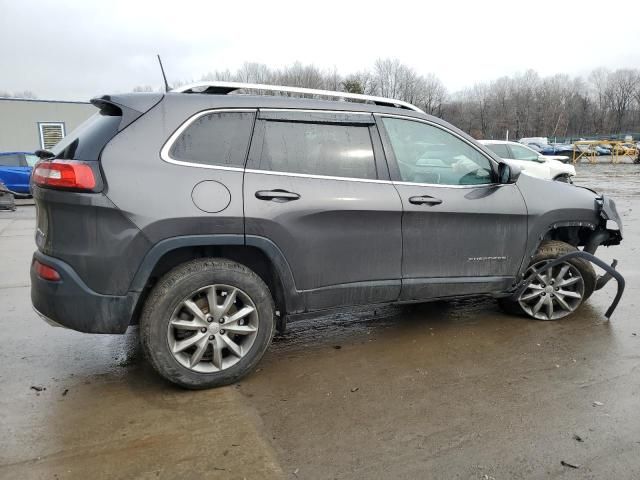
[169,111,255,167]
[485,143,511,158]
[0,154,22,166]
[52,112,121,161]
[256,121,377,180]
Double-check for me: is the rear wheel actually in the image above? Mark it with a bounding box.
[140,258,275,389]
[499,241,595,320]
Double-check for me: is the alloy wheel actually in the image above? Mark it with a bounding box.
[518,261,585,320]
[167,284,259,372]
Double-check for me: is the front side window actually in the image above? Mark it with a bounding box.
[485,143,511,159]
[381,117,493,185]
[256,121,377,180]
[509,144,540,161]
[169,111,255,167]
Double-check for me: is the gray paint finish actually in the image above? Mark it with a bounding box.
[29,91,623,333]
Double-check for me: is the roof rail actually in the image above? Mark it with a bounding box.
[170,81,424,113]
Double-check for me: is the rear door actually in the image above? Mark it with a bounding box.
[376,115,528,301]
[243,109,403,311]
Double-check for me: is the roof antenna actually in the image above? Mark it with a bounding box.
[157,54,170,92]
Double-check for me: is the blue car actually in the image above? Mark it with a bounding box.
[0,152,39,195]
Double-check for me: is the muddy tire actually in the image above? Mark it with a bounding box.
[140,258,275,389]
[499,240,596,320]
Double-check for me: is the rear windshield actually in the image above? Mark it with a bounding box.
[52,111,121,161]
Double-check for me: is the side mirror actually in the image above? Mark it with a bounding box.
[498,162,521,184]
[536,155,547,163]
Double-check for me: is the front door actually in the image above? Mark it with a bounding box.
[244,110,403,311]
[376,115,528,301]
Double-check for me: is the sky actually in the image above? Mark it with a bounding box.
[1,0,639,101]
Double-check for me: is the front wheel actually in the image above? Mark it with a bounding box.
[140,258,275,389]
[499,241,595,320]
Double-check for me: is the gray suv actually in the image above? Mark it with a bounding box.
[30,82,623,389]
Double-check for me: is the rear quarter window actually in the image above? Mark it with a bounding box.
[53,112,121,161]
[168,111,255,168]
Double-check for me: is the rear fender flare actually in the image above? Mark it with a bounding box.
[128,234,303,314]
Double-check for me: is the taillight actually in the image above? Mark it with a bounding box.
[32,160,96,191]
[34,260,61,282]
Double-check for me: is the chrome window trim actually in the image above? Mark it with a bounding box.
[245,168,512,189]
[243,168,390,184]
[160,108,257,170]
[159,108,511,190]
[392,180,512,189]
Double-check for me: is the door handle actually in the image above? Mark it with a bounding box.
[255,189,301,202]
[409,195,442,206]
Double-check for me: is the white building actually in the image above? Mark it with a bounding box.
[0,97,94,152]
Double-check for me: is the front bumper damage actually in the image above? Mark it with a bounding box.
[511,251,624,319]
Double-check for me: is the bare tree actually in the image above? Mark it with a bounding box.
[145,60,640,139]
[606,69,639,133]
[0,90,38,99]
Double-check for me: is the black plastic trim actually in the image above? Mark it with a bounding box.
[128,234,304,315]
[31,252,137,334]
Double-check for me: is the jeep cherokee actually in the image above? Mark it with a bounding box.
[30,82,623,389]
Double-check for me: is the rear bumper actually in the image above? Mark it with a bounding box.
[30,251,138,334]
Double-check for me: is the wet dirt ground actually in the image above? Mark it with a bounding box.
[1,164,639,479]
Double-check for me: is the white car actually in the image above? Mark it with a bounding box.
[479,140,576,183]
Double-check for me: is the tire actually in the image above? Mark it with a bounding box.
[140,258,275,389]
[499,240,596,320]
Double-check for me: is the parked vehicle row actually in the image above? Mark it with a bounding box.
[479,140,576,182]
[520,139,639,159]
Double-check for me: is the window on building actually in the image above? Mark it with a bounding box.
[256,121,377,180]
[39,123,65,150]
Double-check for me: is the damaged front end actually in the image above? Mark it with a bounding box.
[512,194,625,319]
